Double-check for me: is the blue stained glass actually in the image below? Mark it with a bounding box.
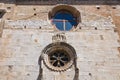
[53,12,74,20]
[53,21,64,30]
[52,11,77,31]
[65,21,73,31]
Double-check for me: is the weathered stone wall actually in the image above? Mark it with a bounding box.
[0,2,120,80]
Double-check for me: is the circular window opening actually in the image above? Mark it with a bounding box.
[49,5,80,31]
[49,49,70,67]
[43,42,76,72]
[52,10,77,31]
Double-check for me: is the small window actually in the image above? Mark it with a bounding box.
[52,10,77,31]
[49,5,80,31]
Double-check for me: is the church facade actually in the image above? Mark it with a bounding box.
[0,0,120,80]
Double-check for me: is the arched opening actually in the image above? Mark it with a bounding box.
[52,10,77,31]
[48,5,80,31]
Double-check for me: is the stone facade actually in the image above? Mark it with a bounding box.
[0,0,120,80]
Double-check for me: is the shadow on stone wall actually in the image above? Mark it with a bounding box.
[37,55,79,80]
[37,42,79,80]
[0,0,120,5]
[37,55,43,80]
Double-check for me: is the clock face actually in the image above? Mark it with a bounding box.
[52,11,77,31]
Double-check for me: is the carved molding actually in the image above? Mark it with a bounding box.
[52,33,66,42]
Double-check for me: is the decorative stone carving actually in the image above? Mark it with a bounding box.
[52,33,66,42]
